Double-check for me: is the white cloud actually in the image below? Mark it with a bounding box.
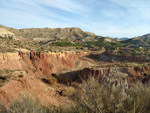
[92,25,150,38]
[109,0,150,19]
[38,0,87,13]
[1,0,150,37]
[2,0,72,21]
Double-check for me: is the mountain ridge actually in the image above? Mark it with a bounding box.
[1,24,150,46]
[0,24,98,41]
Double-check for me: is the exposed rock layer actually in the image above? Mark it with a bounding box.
[79,66,150,87]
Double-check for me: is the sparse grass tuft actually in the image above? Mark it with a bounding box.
[47,76,57,85]
[42,76,57,85]
[0,69,13,87]
[60,87,75,97]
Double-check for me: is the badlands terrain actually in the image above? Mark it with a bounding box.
[0,25,150,112]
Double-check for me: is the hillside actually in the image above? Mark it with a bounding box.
[122,34,150,47]
[119,37,128,41]
[0,24,98,41]
[1,25,150,112]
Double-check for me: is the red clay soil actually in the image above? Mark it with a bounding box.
[0,51,87,106]
[0,51,150,106]
[0,53,23,69]
[19,51,87,77]
[0,78,71,107]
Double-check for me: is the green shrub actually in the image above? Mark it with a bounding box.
[51,41,74,47]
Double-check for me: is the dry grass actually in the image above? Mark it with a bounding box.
[72,76,150,113]
[41,76,57,85]
[1,75,150,113]
[60,87,75,97]
[47,76,57,85]
[0,69,13,87]
[1,94,49,113]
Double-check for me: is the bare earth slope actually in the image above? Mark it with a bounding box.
[0,51,91,106]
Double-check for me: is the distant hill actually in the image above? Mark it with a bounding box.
[122,34,150,47]
[119,37,129,41]
[0,28,14,37]
[2,24,150,47]
[0,24,100,41]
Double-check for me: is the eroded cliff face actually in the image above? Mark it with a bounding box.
[0,51,150,106]
[0,51,87,75]
[0,51,88,106]
[19,51,87,77]
[78,66,150,88]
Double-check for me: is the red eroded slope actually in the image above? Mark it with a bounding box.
[0,53,22,69]
[0,51,88,106]
[19,51,87,77]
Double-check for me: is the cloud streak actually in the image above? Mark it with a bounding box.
[0,0,150,38]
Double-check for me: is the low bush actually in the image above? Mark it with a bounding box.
[0,69,13,87]
[47,76,57,85]
[1,95,49,113]
[60,87,75,97]
[42,76,57,85]
[72,76,150,113]
[57,75,68,84]
[18,74,24,78]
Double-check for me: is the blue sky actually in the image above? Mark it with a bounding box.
[0,0,150,38]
